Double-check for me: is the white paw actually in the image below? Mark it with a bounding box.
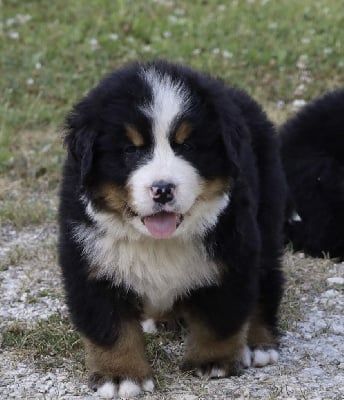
[141,318,157,334]
[118,379,141,398]
[208,366,226,378]
[251,348,279,367]
[195,366,226,379]
[142,379,155,393]
[241,345,252,368]
[118,379,155,398]
[97,381,116,398]
[96,378,154,398]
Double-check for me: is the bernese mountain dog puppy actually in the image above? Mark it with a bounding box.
[280,89,344,259]
[58,60,286,398]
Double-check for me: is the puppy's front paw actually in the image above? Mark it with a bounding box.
[89,373,154,398]
[181,360,242,379]
[96,381,116,399]
[251,347,279,367]
[241,346,279,368]
[118,379,154,398]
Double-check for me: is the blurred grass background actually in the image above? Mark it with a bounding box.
[0,0,343,221]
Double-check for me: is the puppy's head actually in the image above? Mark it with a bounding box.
[65,61,240,239]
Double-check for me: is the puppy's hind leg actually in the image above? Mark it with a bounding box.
[181,311,249,378]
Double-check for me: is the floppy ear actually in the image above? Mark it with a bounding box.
[219,110,247,180]
[64,109,96,184]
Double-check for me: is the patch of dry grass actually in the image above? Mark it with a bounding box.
[0,228,57,270]
[0,129,61,228]
[2,313,84,372]
[280,250,335,331]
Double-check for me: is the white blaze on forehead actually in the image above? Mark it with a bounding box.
[141,67,190,141]
[126,67,198,219]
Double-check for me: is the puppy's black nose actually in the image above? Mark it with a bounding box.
[150,181,176,204]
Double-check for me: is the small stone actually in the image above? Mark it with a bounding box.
[330,322,344,335]
[173,395,198,400]
[303,367,323,376]
[322,289,339,298]
[327,277,344,285]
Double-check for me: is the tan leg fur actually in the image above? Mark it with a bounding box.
[83,320,151,383]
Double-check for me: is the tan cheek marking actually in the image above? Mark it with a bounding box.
[83,320,151,381]
[199,177,231,201]
[175,122,192,144]
[126,125,145,147]
[96,183,134,216]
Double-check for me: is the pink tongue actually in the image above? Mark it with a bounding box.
[144,212,177,239]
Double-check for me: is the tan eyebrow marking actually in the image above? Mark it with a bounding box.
[175,122,192,144]
[125,125,145,146]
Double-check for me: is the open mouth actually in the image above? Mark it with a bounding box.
[141,212,184,239]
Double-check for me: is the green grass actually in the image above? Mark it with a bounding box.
[2,313,84,371]
[145,332,177,391]
[0,128,61,226]
[1,0,343,167]
[2,314,180,387]
[0,236,57,272]
[0,198,57,227]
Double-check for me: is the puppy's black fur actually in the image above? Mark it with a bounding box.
[58,60,286,394]
[280,89,344,259]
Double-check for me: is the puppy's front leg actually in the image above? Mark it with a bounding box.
[84,320,154,398]
[182,314,248,378]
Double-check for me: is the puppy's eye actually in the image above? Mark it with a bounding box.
[173,141,195,153]
[181,142,194,152]
[124,145,139,154]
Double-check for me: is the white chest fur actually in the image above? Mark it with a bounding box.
[73,217,220,313]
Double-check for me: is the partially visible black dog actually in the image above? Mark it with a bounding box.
[280,89,344,259]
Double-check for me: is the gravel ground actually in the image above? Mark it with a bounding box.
[0,225,343,399]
